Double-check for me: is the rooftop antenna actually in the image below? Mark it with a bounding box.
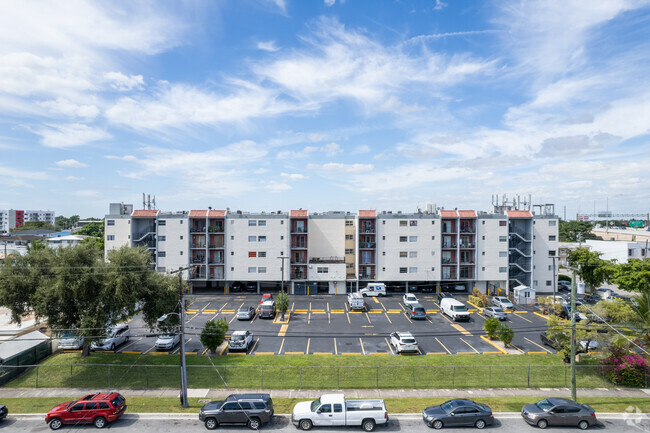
[142,193,146,210]
[152,196,157,210]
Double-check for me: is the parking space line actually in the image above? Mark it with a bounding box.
[278,338,285,354]
[359,338,366,355]
[142,345,156,355]
[403,312,413,324]
[439,312,453,323]
[372,297,380,304]
[384,338,394,355]
[379,300,387,311]
[384,313,392,324]
[514,312,533,323]
[229,314,237,324]
[510,343,525,354]
[426,316,433,324]
[480,335,508,354]
[219,344,228,356]
[278,324,288,337]
[460,337,480,354]
[435,337,451,354]
[250,338,259,354]
[186,312,200,323]
[524,337,552,353]
[201,348,209,355]
[534,312,551,320]
[120,337,142,352]
[334,338,338,355]
[364,312,371,324]
[451,324,472,336]
[306,338,311,354]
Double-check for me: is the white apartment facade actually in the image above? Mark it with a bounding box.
[104,203,559,295]
[585,240,649,263]
[0,209,55,233]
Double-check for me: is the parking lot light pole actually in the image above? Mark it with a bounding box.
[278,256,290,320]
[169,265,195,408]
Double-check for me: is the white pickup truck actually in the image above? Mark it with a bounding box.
[292,393,388,432]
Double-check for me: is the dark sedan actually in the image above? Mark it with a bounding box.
[522,398,597,429]
[423,399,494,429]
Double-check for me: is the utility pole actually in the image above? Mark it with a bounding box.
[171,265,195,408]
[552,256,557,304]
[277,256,290,321]
[570,266,578,401]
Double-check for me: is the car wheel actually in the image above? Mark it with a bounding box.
[475,419,486,429]
[248,417,261,430]
[432,419,443,429]
[299,419,313,430]
[578,420,589,430]
[93,416,107,429]
[537,419,548,429]
[204,417,218,430]
[110,344,115,351]
[362,418,376,432]
[49,418,63,430]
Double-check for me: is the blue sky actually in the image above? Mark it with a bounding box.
[1,0,649,219]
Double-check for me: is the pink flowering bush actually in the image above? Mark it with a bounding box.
[602,347,648,387]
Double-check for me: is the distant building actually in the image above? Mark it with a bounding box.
[46,234,90,248]
[0,209,55,233]
[585,240,649,264]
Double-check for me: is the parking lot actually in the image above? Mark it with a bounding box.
[99,293,555,356]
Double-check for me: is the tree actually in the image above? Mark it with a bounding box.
[55,215,80,231]
[77,221,104,238]
[610,259,650,294]
[277,291,289,319]
[11,221,55,232]
[568,248,614,291]
[498,323,514,347]
[546,316,611,363]
[559,220,602,242]
[630,291,650,344]
[0,244,178,356]
[200,319,228,353]
[484,317,500,339]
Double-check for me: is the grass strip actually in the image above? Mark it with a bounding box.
[2,396,648,414]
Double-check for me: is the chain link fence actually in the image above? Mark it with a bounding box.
[1,363,647,389]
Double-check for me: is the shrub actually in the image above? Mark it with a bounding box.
[498,323,514,347]
[469,295,485,307]
[472,287,480,297]
[602,346,648,387]
[484,317,500,339]
[200,318,229,353]
[480,293,488,307]
[277,291,289,317]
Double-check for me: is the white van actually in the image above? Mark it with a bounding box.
[440,298,470,322]
[359,283,386,297]
[347,293,366,311]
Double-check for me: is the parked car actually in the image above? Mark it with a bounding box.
[359,283,386,297]
[578,294,600,305]
[155,333,180,350]
[438,292,455,304]
[389,331,419,354]
[422,399,494,429]
[347,293,366,311]
[237,306,256,320]
[45,392,127,430]
[259,293,273,305]
[258,301,276,319]
[292,393,388,431]
[452,285,467,292]
[199,393,273,430]
[403,293,419,307]
[91,324,130,351]
[228,330,253,352]
[560,304,588,322]
[407,303,427,320]
[0,404,7,420]
[483,307,507,321]
[492,296,514,310]
[521,398,597,429]
[58,331,84,350]
[440,298,470,322]
[540,332,599,352]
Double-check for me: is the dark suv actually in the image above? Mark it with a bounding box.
[258,301,276,319]
[199,393,274,430]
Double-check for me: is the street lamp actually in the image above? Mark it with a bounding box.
[157,311,186,407]
[278,256,290,320]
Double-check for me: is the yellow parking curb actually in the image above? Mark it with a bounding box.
[342,352,362,355]
[466,301,484,311]
[313,352,332,355]
[254,352,275,355]
[273,313,291,324]
[527,351,548,355]
[480,335,509,354]
[284,352,304,355]
[426,352,448,355]
[482,351,504,355]
[63,350,82,353]
[150,352,169,355]
[456,352,477,355]
[369,352,389,355]
[534,312,551,320]
[122,351,141,355]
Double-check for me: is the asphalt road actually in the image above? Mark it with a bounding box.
[5,414,648,432]
[109,293,554,357]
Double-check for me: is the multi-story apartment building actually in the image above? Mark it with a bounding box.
[104,202,558,295]
[0,209,55,233]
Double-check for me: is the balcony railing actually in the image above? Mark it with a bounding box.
[291,243,307,249]
[442,243,457,249]
[460,260,475,265]
[190,226,206,233]
[191,243,206,249]
[209,243,224,249]
[359,242,376,249]
[309,256,345,264]
[291,259,307,264]
[207,226,224,233]
[291,272,305,279]
[291,227,308,233]
[459,243,475,248]
[209,272,224,280]
[192,258,205,264]
[442,228,456,234]
[360,228,375,234]
[359,273,376,279]
[191,271,206,279]
[460,228,476,233]
[442,273,457,279]
[208,259,224,264]
[441,259,457,264]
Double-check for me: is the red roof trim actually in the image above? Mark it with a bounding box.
[458,210,477,218]
[189,210,208,217]
[440,210,458,218]
[507,210,533,218]
[290,210,308,217]
[132,210,159,218]
[358,210,376,217]
[208,210,226,217]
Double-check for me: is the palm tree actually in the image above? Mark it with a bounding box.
[631,290,650,344]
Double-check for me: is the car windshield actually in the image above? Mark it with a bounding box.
[406,295,416,300]
[493,308,504,313]
[159,334,174,339]
[441,401,454,413]
[232,334,245,341]
[452,305,467,312]
[60,332,76,339]
[238,308,249,313]
[402,338,416,344]
[310,398,321,412]
[261,306,273,311]
[536,399,553,412]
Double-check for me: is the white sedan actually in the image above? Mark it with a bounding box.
[403,293,419,307]
[155,333,180,350]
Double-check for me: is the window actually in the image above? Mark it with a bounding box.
[431,267,435,271]
[382,220,386,224]
[258,220,266,226]
[499,221,507,227]
[231,235,234,240]
[158,251,166,257]
[231,251,234,255]
[98,402,109,409]
[345,249,354,254]
[400,220,407,226]
[409,251,417,258]
[548,250,556,257]
[248,267,256,273]
[280,235,284,240]
[180,220,183,224]
[409,236,417,242]
[158,235,166,241]
[317,267,328,273]
[410,220,417,226]
[158,220,166,226]
[319,404,332,413]
[382,267,385,271]
[249,251,256,258]
[382,251,386,256]
[180,251,183,256]
[533,280,538,287]
[549,220,557,226]
[482,267,485,271]
[107,235,115,241]
[409,267,418,273]
[346,263,354,268]
[85,402,98,410]
[382,236,385,240]
[345,220,353,226]
[432,220,435,225]
[281,220,284,224]
[499,251,507,257]
[231,267,234,271]
[334,404,343,413]
[482,236,485,240]
[107,220,115,226]
[258,236,266,242]
[549,235,556,241]
[400,267,407,273]
[259,251,266,258]
[499,267,507,273]
[482,251,485,256]
[499,236,507,242]
[70,403,85,412]
[548,265,552,271]
[248,220,257,226]
[258,267,266,273]
[222,403,239,411]
[248,236,256,242]
[431,235,435,240]
[482,220,485,225]
[400,251,408,257]
[399,236,407,242]
[345,234,354,240]
[180,235,183,240]
[431,251,435,256]
[546,280,552,286]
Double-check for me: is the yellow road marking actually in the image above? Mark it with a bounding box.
[219,344,228,356]
[403,312,413,324]
[372,297,380,304]
[150,352,169,355]
[143,345,156,355]
[291,302,295,312]
[365,312,372,324]
[482,351,503,355]
[359,338,366,355]
[534,312,551,320]
[426,352,448,355]
[120,337,142,351]
[255,352,275,355]
[480,335,508,354]
[460,337,480,354]
[370,352,389,355]
[342,352,362,355]
[457,352,477,355]
[279,338,285,354]
[331,310,345,313]
[346,312,351,324]
[278,324,288,337]
[227,352,247,355]
[510,343,525,354]
[451,324,472,336]
[384,337,394,355]
[201,348,209,355]
[250,338,259,353]
[466,301,483,311]
[384,313,392,324]
[514,310,528,313]
[524,337,553,353]
[313,352,332,355]
[334,337,338,355]
[514,312,533,323]
[527,351,549,355]
[349,311,362,314]
[306,338,311,354]
[285,352,303,355]
[229,314,237,324]
[122,351,141,355]
[435,337,451,355]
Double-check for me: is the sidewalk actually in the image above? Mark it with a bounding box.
[1,387,648,399]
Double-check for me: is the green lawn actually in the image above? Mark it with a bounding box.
[2,396,648,414]
[1,353,613,389]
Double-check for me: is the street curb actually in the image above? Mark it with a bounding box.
[9,412,649,421]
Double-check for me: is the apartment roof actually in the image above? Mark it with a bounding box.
[208,210,226,217]
[440,210,458,218]
[132,210,159,218]
[290,210,308,217]
[189,210,207,217]
[358,210,376,217]
[458,210,477,218]
[507,210,533,218]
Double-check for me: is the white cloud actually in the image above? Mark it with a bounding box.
[277,141,342,159]
[65,176,85,181]
[105,154,138,161]
[281,172,308,181]
[75,189,101,197]
[351,144,371,154]
[324,0,336,6]
[307,162,374,173]
[434,0,447,11]
[0,165,49,187]
[257,40,280,52]
[265,180,292,192]
[104,72,145,91]
[39,97,99,119]
[36,123,111,148]
[262,0,287,15]
[55,159,87,168]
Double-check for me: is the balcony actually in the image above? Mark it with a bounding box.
[460,228,475,234]
[291,227,308,234]
[207,226,224,233]
[291,271,306,279]
[209,243,224,249]
[192,257,205,264]
[191,271,206,280]
[359,273,376,279]
[190,225,206,233]
[442,243,457,249]
[291,243,307,249]
[360,261,375,265]
[441,259,457,264]
[359,242,376,249]
[460,260,475,265]
[208,259,224,264]
[209,272,224,280]
[360,228,375,234]
[291,258,307,264]
[191,243,206,249]
[459,243,475,249]
[309,256,345,264]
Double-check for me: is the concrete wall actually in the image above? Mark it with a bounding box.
[156,214,188,274]
[476,216,509,284]
[532,217,559,292]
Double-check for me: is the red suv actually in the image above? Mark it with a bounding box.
[259,293,273,305]
[45,392,127,430]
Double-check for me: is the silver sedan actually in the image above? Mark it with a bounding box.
[236,306,256,320]
[483,307,507,320]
